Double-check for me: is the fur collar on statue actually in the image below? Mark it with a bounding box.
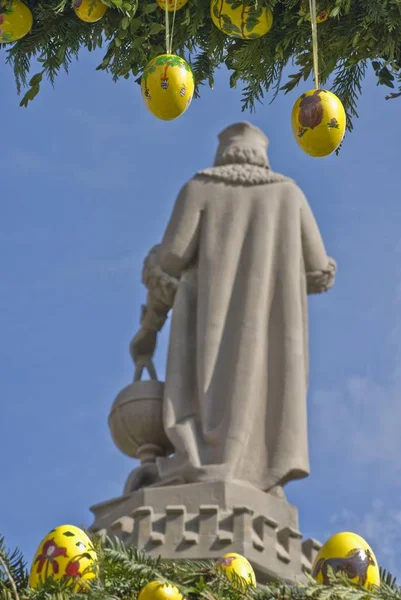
[195,163,292,186]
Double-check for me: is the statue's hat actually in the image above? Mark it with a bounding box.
[214,121,269,167]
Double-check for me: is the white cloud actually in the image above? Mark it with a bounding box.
[311,276,401,478]
[310,276,401,579]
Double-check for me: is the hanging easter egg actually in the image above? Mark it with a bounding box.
[300,1,329,23]
[141,54,194,121]
[74,0,107,23]
[157,0,189,11]
[138,581,183,600]
[210,0,273,39]
[313,10,329,23]
[29,525,97,590]
[0,0,33,43]
[216,553,256,589]
[291,89,346,157]
[312,532,380,589]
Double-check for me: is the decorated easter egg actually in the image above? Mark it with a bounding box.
[291,89,346,157]
[301,1,329,23]
[141,54,194,121]
[0,0,33,43]
[312,532,380,589]
[74,0,107,23]
[217,553,256,588]
[29,525,97,589]
[138,581,183,600]
[210,0,273,39]
[157,0,189,11]
[313,10,329,23]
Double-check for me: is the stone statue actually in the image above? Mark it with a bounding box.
[129,121,336,496]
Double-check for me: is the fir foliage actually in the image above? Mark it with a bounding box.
[1,0,401,126]
[0,533,401,600]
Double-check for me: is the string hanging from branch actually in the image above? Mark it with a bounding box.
[309,0,320,89]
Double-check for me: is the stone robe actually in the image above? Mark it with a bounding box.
[155,167,335,491]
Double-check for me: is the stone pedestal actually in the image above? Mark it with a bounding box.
[90,480,321,584]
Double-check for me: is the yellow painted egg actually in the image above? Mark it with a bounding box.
[0,0,33,43]
[217,552,256,588]
[313,10,329,23]
[29,525,97,590]
[157,0,189,11]
[74,0,107,23]
[301,1,329,23]
[312,532,380,589]
[291,89,346,157]
[141,54,194,121]
[210,0,273,39]
[138,581,183,600]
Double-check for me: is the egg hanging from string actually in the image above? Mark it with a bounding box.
[301,0,329,23]
[291,89,346,157]
[210,0,273,39]
[311,9,329,23]
[74,0,107,23]
[141,54,195,121]
[157,0,189,11]
[0,0,33,43]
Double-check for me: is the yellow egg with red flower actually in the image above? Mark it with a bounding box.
[312,532,380,589]
[141,54,194,121]
[0,0,33,43]
[217,552,256,588]
[138,581,183,600]
[291,88,346,157]
[74,0,107,23]
[29,525,97,590]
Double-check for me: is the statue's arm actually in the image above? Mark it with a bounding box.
[299,189,337,295]
[129,245,176,365]
[158,180,202,279]
[140,245,178,331]
[138,180,201,332]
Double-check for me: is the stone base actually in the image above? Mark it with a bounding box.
[90,480,321,584]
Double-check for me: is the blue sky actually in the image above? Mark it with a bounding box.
[1,43,401,579]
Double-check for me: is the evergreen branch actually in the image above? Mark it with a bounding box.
[1,530,401,600]
[2,0,401,128]
[0,537,25,600]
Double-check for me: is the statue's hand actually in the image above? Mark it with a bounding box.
[129,327,157,365]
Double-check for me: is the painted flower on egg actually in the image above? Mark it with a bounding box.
[34,539,68,576]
